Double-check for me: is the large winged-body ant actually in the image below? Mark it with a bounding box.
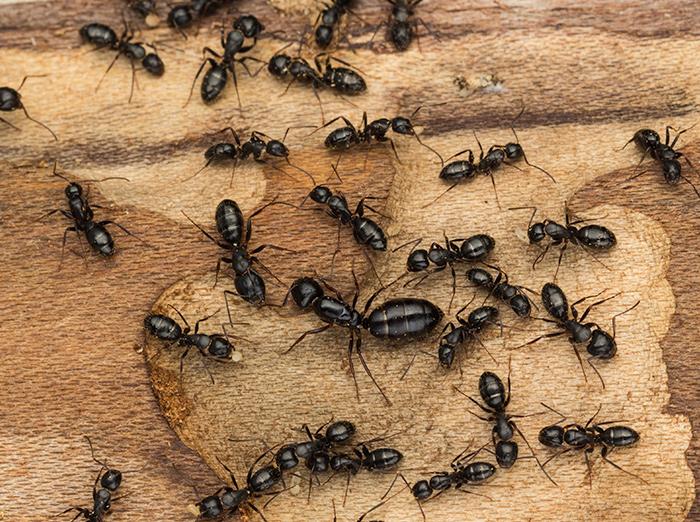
[59,437,129,522]
[539,403,646,485]
[285,274,443,403]
[39,162,141,263]
[188,126,315,186]
[510,204,616,280]
[517,283,639,388]
[185,15,265,108]
[623,125,699,198]
[80,21,164,103]
[144,306,241,383]
[431,111,555,207]
[0,75,57,140]
[183,198,291,306]
[315,108,442,168]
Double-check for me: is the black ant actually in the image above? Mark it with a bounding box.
[267,46,366,123]
[129,0,157,19]
[183,198,291,306]
[195,447,285,522]
[314,0,358,48]
[452,364,554,483]
[430,110,555,208]
[167,0,231,35]
[538,403,646,486]
[510,204,616,280]
[375,445,495,521]
[0,75,57,140]
[466,267,536,318]
[369,0,436,52]
[436,302,500,368]
[39,162,142,264]
[187,126,316,186]
[185,15,265,108]
[393,233,495,311]
[80,21,164,103]
[59,436,128,522]
[313,108,443,168]
[517,283,639,388]
[285,273,443,403]
[623,125,700,198]
[144,305,242,383]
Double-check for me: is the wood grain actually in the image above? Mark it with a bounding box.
[1,0,699,520]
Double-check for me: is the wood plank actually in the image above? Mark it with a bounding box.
[0,0,698,520]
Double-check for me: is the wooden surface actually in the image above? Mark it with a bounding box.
[1,0,699,520]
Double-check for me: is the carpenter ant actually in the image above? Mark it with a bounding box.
[0,75,57,140]
[623,125,700,198]
[167,0,230,34]
[517,283,639,388]
[144,306,242,383]
[430,112,555,207]
[196,447,285,521]
[539,403,646,485]
[436,303,500,368]
[274,419,357,473]
[188,126,315,186]
[466,267,535,318]
[183,198,291,305]
[129,0,157,18]
[377,445,495,520]
[185,16,265,107]
[393,233,495,311]
[39,162,140,263]
[80,21,165,102]
[285,273,444,403]
[314,108,443,167]
[452,365,553,483]
[267,47,366,123]
[511,204,616,280]
[313,0,358,48]
[369,0,435,52]
[59,436,126,522]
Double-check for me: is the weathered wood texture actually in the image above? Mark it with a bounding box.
[1,0,699,520]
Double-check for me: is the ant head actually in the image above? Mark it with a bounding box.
[208,337,233,360]
[467,267,493,287]
[310,185,332,203]
[391,117,415,136]
[197,495,224,518]
[289,277,324,309]
[633,128,661,150]
[64,183,83,199]
[167,4,193,29]
[538,425,564,447]
[268,54,291,77]
[100,468,123,491]
[142,52,164,76]
[407,249,430,272]
[587,329,616,359]
[438,342,455,368]
[412,479,433,500]
[224,29,245,54]
[504,142,523,160]
[0,86,20,110]
[265,140,288,158]
[234,14,264,38]
[527,222,546,243]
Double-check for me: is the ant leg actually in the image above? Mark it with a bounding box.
[347,331,360,402]
[669,123,696,149]
[184,54,214,108]
[178,347,191,379]
[58,226,79,270]
[422,182,461,208]
[98,220,148,245]
[95,51,122,93]
[392,237,423,253]
[355,334,391,404]
[570,342,589,384]
[127,60,137,104]
[680,174,700,199]
[513,330,565,349]
[552,242,567,282]
[329,222,342,279]
[19,105,58,141]
[586,357,606,389]
[284,324,331,354]
[540,401,568,423]
[600,447,648,484]
[448,264,457,313]
[180,211,221,245]
[488,172,501,210]
[610,300,640,338]
[357,475,409,522]
[387,138,402,164]
[532,243,551,269]
[472,335,498,364]
[362,248,383,287]
[444,147,475,163]
[577,292,620,322]
[452,385,494,416]
[511,422,558,485]
[0,116,20,131]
